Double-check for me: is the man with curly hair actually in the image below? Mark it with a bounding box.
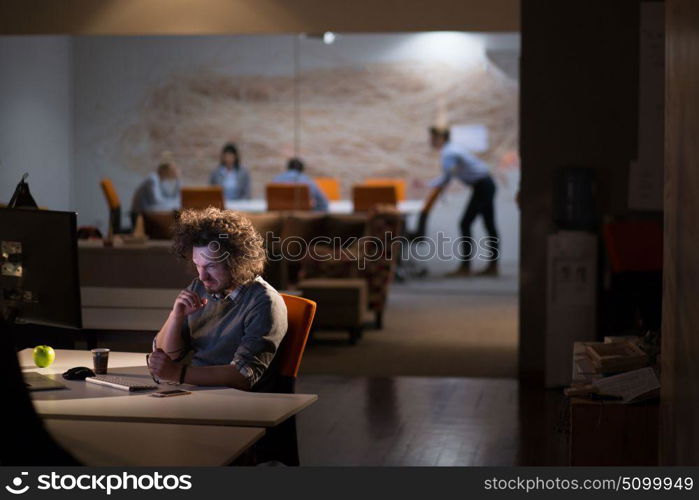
[148,207,288,391]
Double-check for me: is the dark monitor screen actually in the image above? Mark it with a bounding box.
[0,208,82,329]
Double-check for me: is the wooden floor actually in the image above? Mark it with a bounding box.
[296,375,568,466]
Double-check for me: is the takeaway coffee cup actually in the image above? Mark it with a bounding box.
[91,348,110,374]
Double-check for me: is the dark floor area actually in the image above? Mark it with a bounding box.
[296,375,568,466]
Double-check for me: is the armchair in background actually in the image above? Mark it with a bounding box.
[298,205,402,330]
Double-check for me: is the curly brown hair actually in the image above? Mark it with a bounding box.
[172,207,266,287]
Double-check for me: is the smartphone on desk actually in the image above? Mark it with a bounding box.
[150,389,191,398]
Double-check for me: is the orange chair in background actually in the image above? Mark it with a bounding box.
[100,178,127,234]
[181,186,224,210]
[314,177,341,201]
[364,178,406,201]
[352,184,398,212]
[266,184,312,211]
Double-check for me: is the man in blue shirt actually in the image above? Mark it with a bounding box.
[272,158,329,211]
[131,162,182,219]
[429,126,499,276]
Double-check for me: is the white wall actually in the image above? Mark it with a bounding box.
[0,36,73,211]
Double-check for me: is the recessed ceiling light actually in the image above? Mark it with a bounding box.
[323,32,336,45]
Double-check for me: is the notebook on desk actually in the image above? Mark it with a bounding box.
[23,372,67,391]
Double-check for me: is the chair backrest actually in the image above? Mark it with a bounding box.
[364,178,406,201]
[314,177,341,201]
[100,178,121,210]
[181,186,224,210]
[603,220,663,273]
[100,178,124,234]
[352,185,398,212]
[142,211,177,239]
[277,294,316,378]
[266,183,313,211]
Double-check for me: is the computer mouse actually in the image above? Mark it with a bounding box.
[62,366,96,381]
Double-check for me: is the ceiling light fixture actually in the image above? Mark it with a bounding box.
[323,32,336,45]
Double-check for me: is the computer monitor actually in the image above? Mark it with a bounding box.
[0,208,82,329]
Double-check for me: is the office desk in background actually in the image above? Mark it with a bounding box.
[224,198,424,214]
[80,287,299,332]
[81,287,178,331]
[79,242,192,290]
[147,198,424,214]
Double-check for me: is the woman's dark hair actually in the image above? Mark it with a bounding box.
[220,143,240,169]
[429,126,450,142]
[287,157,304,172]
[173,207,266,287]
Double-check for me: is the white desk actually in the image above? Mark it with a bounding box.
[20,349,152,372]
[45,420,264,466]
[225,199,424,214]
[21,349,317,428]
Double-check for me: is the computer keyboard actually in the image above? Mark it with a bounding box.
[85,375,157,392]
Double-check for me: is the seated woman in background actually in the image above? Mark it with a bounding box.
[272,157,329,211]
[131,162,181,222]
[209,143,251,201]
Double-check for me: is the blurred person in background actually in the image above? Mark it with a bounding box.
[131,161,181,223]
[428,126,499,277]
[209,142,251,200]
[272,157,329,211]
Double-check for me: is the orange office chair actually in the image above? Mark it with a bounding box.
[253,294,316,466]
[181,186,224,210]
[314,177,341,201]
[266,184,313,211]
[352,185,398,212]
[278,294,316,381]
[100,178,127,234]
[364,178,406,201]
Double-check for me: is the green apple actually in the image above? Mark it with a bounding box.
[33,345,55,368]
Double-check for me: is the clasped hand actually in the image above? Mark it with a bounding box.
[147,348,181,382]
